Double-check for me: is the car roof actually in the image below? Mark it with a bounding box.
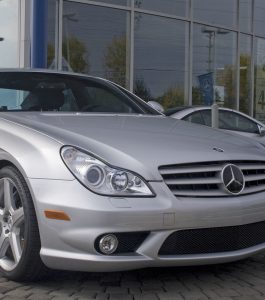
[167,105,265,127]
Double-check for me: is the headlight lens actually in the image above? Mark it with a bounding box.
[61,146,154,196]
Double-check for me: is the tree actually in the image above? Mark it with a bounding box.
[62,37,89,73]
[104,35,127,87]
[221,54,251,112]
[47,38,89,73]
[134,78,152,101]
[157,86,185,110]
[47,43,54,67]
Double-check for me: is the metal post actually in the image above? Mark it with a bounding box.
[211,102,219,128]
[31,0,48,68]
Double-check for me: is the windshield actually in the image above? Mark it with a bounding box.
[0,72,159,115]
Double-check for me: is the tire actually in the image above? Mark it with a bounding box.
[0,166,47,281]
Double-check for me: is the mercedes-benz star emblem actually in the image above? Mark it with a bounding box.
[213,147,224,153]
[221,164,245,195]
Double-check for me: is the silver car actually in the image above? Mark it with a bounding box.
[167,106,265,141]
[1,70,265,281]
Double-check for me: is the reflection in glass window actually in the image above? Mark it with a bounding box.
[254,38,265,122]
[239,0,252,33]
[93,0,131,5]
[134,0,188,17]
[219,110,259,133]
[183,111,204,125]
[254,0,265,37]
[0,0,19,67]
[63,2,130,88]
[47,0,58,69]
[134,13,188,109]
[239,35,252,115]
[192,25,237,109]
[193,0,237,28]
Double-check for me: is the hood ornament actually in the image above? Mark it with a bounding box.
[213,147,224,153]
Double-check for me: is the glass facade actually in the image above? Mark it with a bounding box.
[0,0,19,68]
[45,0,265,121]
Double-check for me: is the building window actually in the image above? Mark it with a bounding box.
[134,13,188,109]
[192,25,237,108]
[93,0,131,6]
[239,34,252,115]
[254,38,265,122]
[254,0,265,37]
[63,1,130,88]
[0,0,19,68]
[239,0,252,33]
[47,0,58,69]
[193,0,237,29]
[134,0,188,17]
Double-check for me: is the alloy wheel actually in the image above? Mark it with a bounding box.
[0,178,24,271]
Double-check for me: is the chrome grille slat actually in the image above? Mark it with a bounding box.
[170,189,224,197]
[245,174,265,182]
[159,161,265,198]
[160,165,223,175]
[164,177,222,185]
[242,185,265,195]
[238,164,265,170]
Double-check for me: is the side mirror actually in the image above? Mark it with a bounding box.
[147,101,164,113]
[260,127,265,137]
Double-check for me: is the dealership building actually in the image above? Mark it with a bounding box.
[1,0,265,121]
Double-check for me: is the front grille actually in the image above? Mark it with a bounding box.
[159,221,265,255]
[95,232,149,255]
[159,160,265,197]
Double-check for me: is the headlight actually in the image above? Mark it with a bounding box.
[61,146,154,197]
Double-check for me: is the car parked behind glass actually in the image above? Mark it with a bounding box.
[166,106,265,141]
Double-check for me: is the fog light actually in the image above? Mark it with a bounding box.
[99,234,118,255]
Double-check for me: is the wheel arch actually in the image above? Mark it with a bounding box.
[0,150,29,182]
[0,151,39,224]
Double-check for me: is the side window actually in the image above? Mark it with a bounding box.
[200,110,211,126]
[85,86,133,113]
[219,111,259,134]
[0,88,29,110]
[61,89,78,111]
[183,111,205,125]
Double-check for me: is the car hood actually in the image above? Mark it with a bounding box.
[1,112,265,180]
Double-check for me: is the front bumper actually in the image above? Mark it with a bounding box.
[28,178,265,272]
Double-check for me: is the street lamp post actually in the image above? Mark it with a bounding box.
[201,27,229,128]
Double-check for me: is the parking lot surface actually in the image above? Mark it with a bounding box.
[1,253,265,299]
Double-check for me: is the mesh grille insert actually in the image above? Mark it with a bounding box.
[159,221,265,255]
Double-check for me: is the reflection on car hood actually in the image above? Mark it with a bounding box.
[1,112,265,180]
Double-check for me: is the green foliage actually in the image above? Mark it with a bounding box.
[104,35,127,87]
[62,37,89,73]
[157,86,185,110]
[192,87,203,105]
[134,78,152,101]
[47,43,55,67]
[220,54,251,112]
[47,37,89,73]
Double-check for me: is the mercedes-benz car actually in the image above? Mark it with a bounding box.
[1,70,265,281]
[166,106,265,141]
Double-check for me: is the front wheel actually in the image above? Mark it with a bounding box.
[0,166,46,281]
